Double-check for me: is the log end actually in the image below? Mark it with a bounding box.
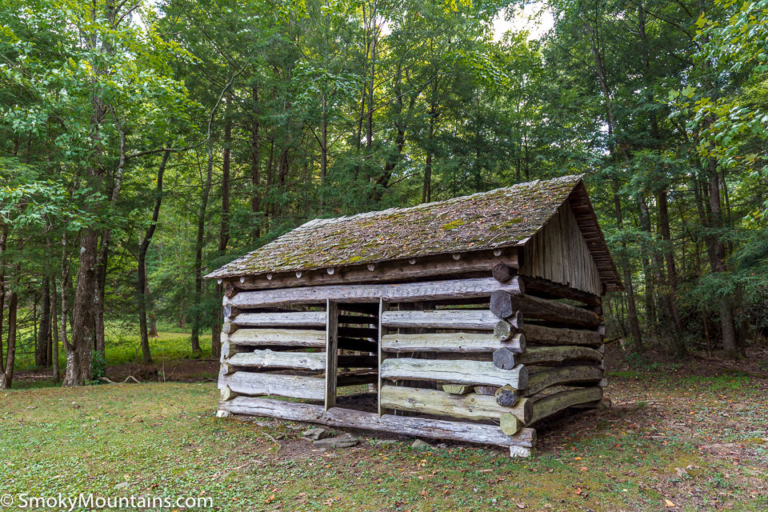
[224,282,239,298]
[492,348,516,370]
[492,262,515,283]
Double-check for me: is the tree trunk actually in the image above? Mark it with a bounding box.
[211,114,232,360]
[707,169,739,357]
[0,288,18,389]
[422,96,437,203]
[613,182,644,351]
[94,239,108,356]
[51,275,60,382]
[250,85,261,239]
[658,189,687,355]
[37,277,52,367]
[191,142,215,354]
[137,151,170,363]
[0,222,6,371]
[64,228,98,386]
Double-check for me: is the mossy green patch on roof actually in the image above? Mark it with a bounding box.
[206,175,583,279]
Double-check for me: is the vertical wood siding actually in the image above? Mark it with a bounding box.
[520,202,602,295]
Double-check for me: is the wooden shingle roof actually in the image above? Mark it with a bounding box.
[207,175,622,292]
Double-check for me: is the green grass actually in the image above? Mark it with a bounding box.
[13,322,212,372]
[0,369,766,511]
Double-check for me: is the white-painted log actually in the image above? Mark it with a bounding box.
[220,371,324,400]
[216,410,232,418]
[529,387,603,424]
[380,385,532,423]
[224,328,326,347]
[524,365,603,396]
[226,277,523,308]
[380,358,528,389]
[233,311,326,328]
[381,309,499,330]
[381,332,525,354]
[220,397,536,450]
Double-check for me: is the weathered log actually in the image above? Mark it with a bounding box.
[220,363,235,375]
[529,387,603,424]
[490,291,515,319]
[226,350,326,370]
[232,250,520,290]
[381,309,498,330]
[494,385,519,407]
[507,294,602,328]
[226,277,523,308]
[523,324,602,347]
[224,282,238,298]
[524,365,603,396]
[378,298,387,416]
[381,332,525,354]
[494,320,516,341]
[225,328,325,348]
[492,262,516,283]
[500,413,522,435]
[220,397,535,453]
[220,385,240,401]
[220,371,325,400]
[233,311,326,328]
[222,322,238,335]
[520,276,601,306]
[380,385,532,424]
[325,300,339,410]
[493,348,517,370]
[380,358,528,389]
[442,384,472,395]
[223,304,241,319]
[474,385,498,396]
[220,340,245,362]
[519,346,603,365]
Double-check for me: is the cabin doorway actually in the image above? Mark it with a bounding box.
[325,301,381,413]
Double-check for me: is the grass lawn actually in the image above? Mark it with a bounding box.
[1,358,766,511]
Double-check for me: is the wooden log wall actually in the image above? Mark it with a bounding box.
[218,298,380,405]
[217,269,607,458]
[376,266,607,454]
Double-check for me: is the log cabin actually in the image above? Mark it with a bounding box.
[206,174,622,457]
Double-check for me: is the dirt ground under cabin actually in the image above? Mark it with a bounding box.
[3,345,767,511]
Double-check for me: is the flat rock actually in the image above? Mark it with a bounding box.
[411,439,433,450]
[314,436,359,449]
[303,427,333,441]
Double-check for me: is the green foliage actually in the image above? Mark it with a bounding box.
[90,350,107,383]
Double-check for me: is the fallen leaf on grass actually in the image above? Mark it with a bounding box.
[515,502,526,509]
[665,499,675,507]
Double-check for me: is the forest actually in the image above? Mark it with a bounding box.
[0,0,767,388]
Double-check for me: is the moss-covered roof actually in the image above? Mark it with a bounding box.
[207,175,613,281]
